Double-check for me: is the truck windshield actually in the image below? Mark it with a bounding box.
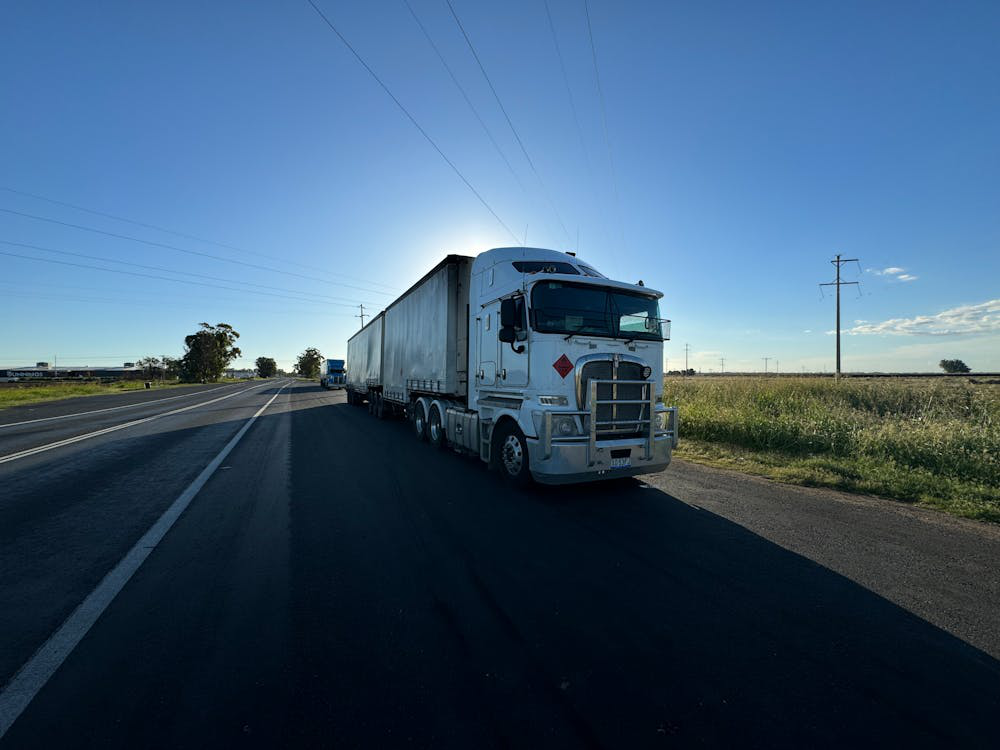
[531,281,665,340]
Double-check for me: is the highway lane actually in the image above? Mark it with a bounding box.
[0,381,262,458]
[1,382,998,748]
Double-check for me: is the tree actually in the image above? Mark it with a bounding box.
[162,355,182,380]
[295,348,323,379]
[179,323,242,382]
[939,359,971,374]
[137,356,163,379]
[255,356,278,378]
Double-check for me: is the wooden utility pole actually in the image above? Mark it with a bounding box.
[820,254,859,380]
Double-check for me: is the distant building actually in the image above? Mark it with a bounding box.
[0,364,145,382]
[224,368,256,379]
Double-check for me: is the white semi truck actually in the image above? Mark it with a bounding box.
[345,247,677,485]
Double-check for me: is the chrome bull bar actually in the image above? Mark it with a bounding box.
[539,379,678,465]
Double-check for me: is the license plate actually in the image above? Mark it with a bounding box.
[611,457,631,469]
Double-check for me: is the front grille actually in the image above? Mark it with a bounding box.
[579,360,649,438]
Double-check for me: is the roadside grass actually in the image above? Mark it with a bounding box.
[663,377,1000,523]
[0,380,196,409]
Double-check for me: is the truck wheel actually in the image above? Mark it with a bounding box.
[375,393,386,419]
[427,404,446,448]
[413,400,427,441]
[367,392,375,415]
[495,423,532,487]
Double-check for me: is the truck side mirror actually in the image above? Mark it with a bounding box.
[500,298,518,328]
[498,327,516,344]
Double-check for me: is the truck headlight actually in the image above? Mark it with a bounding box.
[539,395,569,406]
[655,410,670,430]
[552,415,578,437]
[641,365,652,379]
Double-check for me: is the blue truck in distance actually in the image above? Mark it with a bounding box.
[321,359,346,389]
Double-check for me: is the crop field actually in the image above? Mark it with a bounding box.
[663,376,1000,522]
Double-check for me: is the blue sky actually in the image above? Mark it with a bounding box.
[2,0,997,372]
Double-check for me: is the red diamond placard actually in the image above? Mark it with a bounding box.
[553,354,574,379]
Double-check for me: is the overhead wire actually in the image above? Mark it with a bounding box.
[445,0,573,246]
[0,249,380,309]
[0,239,379,308]
[401,0,529,197]
[543,0,593,177]
[583,0,625,252]
[0,186,398,292]
[0,206,394,296]
[304,0,520,244]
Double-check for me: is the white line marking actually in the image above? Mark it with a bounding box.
[0,380,290,738]
[0,383,238,430]
[0,381,273,465]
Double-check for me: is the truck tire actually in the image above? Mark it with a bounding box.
[375,393,386,419]
[412,400,428,441]
[495,423,532,487]
[427,404,446,448]
[367,392,375,415]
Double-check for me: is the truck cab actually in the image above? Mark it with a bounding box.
[465,248,676,484]
[321,359,347,390]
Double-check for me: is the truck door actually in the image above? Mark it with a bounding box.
[476,303,498,387]
[499,296,528,387]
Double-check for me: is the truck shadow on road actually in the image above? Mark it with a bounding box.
[285,397,1000,748]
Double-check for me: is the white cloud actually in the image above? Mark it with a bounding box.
[845,299,1000,336]
[868,266,906,276]
[897,274,918,282]
[803,329,812,333]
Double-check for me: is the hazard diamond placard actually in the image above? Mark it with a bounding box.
[553,354,574,378]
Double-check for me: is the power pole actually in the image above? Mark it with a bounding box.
[356,304,368,329]
[776,360,779,375]
[820,253,860,381]
[762,357,770,374]
[684,343,690,374]
[719,356,725,374]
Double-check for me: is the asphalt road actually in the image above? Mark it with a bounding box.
[0,382,998,748]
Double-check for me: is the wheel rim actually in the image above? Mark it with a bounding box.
[415,405,426,436]
[501,434,523,476]
[429,410,442,443]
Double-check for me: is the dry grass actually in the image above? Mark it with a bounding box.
[663,377,1000,522]
[0,380,189,409]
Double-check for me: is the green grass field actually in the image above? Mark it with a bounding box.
[663,377,1000,522]
[0,380,192,409]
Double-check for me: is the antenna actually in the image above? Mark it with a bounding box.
[819,253,860,381]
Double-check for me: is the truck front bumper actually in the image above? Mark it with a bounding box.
[526,432,674,484]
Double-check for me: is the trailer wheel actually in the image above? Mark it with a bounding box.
[367,392,375,415]
[495,423,532,487]
[427,404,446,448]
[413,400,428,441]
[375,393,386,419]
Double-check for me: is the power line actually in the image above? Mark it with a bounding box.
[304,0,520,244]
[0,239,380,308]
[0,249,380,309]
[543,0,594,179]
[401,0,528,196]
[584,0,625,252]
[819,253,861,380]
[445,0,573,245]
[0,206,394,296]
[0,186,398,292]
